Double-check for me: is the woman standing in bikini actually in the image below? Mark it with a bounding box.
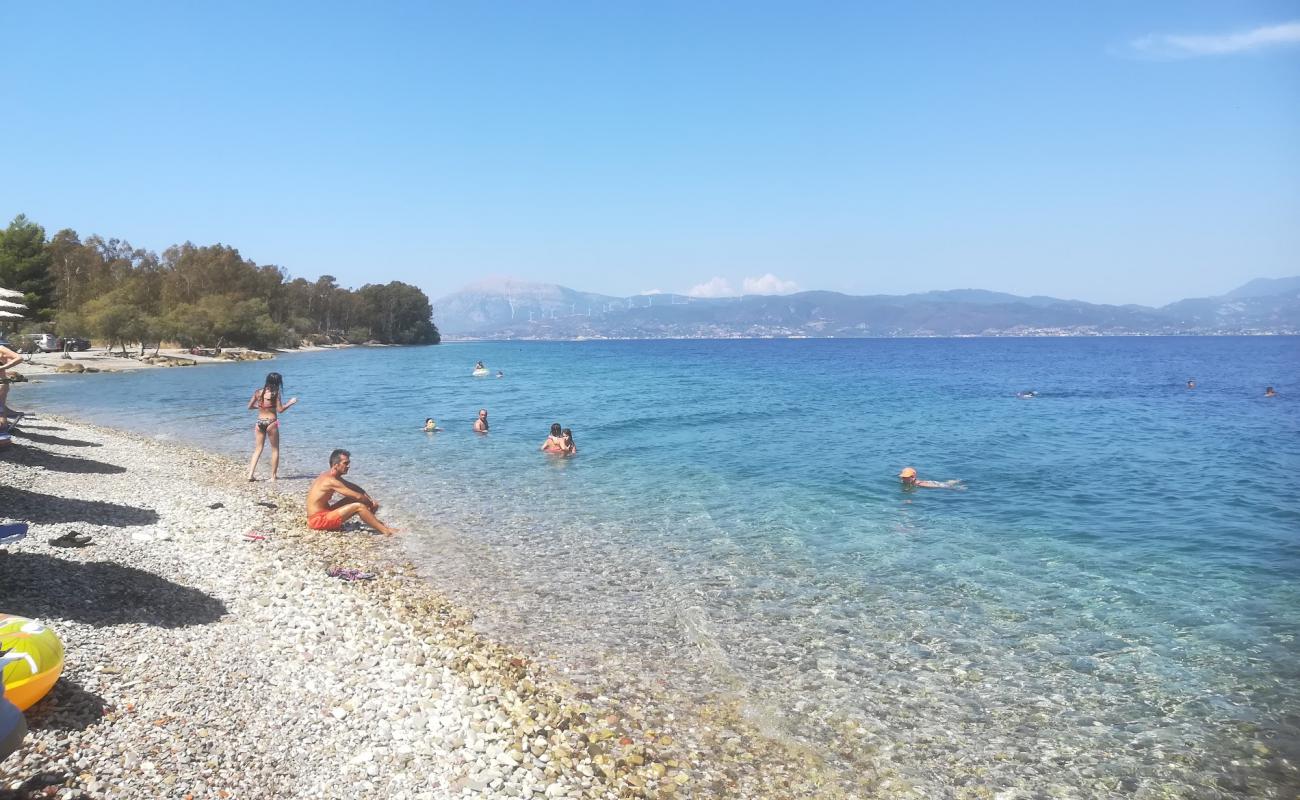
[246,372,297,481]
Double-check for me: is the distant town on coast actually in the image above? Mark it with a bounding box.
[431,276,1300,340]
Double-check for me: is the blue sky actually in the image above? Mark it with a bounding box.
[2,1,1297,306]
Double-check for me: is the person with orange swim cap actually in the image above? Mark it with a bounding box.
[899,466,964,490]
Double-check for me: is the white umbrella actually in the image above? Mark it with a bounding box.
[0,287,22,299]
[0,310,24,319]
[0,298,25,310]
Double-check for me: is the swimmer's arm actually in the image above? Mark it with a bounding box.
[277,396,298,413]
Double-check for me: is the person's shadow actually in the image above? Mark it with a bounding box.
[0,487,159,527]
[1,446,124,475]
[0,553,227,628]
[9,429,101,448]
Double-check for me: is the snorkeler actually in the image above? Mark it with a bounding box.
[899,467,964,490]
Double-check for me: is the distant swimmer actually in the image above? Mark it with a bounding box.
[1265,386,1277,397]
[475,361,485,370]
[541,422,567,453]
[899,467,964,490]
[1016,390,1038,399]
[423,418,440,432]
[474,408,489,433]
[562,427,577,456]
[496,370,504,378]
[1187,379,1197,389]
[306,449,398,535]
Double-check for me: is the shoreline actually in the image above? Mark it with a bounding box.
[3,345,354,379]
[0,414,840,799]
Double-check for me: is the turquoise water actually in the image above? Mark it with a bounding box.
[25,338,1300,796]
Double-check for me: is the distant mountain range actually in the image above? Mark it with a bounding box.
[431,276,1300,339]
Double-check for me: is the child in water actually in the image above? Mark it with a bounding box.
[423,418,440,432]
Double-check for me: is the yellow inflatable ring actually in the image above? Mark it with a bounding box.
[1,615,64,711]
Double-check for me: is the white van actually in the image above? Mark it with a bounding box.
[25,333,60,352]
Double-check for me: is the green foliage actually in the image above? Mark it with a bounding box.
[0,214,441,348]
[0,215,55,319]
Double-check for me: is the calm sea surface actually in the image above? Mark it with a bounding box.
[27,337,1300,796]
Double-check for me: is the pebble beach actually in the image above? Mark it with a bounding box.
[0,415,837,800]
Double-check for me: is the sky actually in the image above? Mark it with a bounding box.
[1,1,1297,307]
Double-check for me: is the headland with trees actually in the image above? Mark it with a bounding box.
[0,214,440,351]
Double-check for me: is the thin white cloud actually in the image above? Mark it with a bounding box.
[742,273,800,295]
[638,288,664,295]
[1130,20,1300,58]
[687,277,735,298]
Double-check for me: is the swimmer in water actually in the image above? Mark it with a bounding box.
[541,423,567,453]
[1186,379,1196,389]
[496,370,504,378]
[1016,390,1037,399]
[899,467,964,490]
[474,408,489,433]
[423,418,440,432]
[475,361,485,370]
[1265,386,1277,397]
[562,427,577,455]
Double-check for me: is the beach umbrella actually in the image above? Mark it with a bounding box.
[0,288,22,299]
[0,299,25,310]
[0,310,23,319]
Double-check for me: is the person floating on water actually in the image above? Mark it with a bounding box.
[899,467,964,490]
[541,422,567,453]
[306,449,398,535]
[246,372,298,481]
[1187,379,1196,389]
[423,418,440,432]
[562,427,577,455]
[1016,390,1037,399]
[1265,386,1277,397]
[474,408,489,433]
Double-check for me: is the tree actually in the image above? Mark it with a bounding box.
[0,215,54,319]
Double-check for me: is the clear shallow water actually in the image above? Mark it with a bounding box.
[26,338,1300,796]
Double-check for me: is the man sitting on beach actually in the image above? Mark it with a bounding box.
[306,449,398,535]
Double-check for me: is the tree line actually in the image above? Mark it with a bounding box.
[0,214,440,350]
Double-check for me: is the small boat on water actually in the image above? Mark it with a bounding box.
[472,368,489,377]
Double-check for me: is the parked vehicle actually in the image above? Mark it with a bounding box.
[30,334,60,353]
[0,337,11,350]
[57,336,91,352]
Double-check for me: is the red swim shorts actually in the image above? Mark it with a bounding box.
[307,510,343,531]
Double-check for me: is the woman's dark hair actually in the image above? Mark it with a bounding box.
[562,428,574,446]
[550,423,562,436]
[263,372,283,395]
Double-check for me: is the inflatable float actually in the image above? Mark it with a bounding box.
[472,368,490,377]
[0,615,64,711]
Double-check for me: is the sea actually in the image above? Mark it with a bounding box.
[24,337,1300,797]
